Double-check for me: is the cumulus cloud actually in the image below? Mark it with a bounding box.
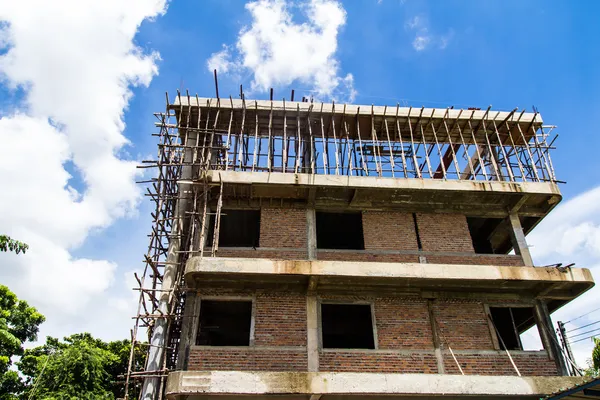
[208,0,356,102]
[527,186,600,368]
[0,0,167,341]
[405,15,451,52]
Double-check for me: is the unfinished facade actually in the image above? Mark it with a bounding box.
[126,92,595,400]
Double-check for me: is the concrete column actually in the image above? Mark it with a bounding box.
[508,213,534,267]
[307,294,320,372]
[427,299,445,374]
[176,290,201,370]
[533,299,568,376]
[306,208,316,260]
[306,208,319,371]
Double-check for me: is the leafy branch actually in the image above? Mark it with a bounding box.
[0,235,29,254]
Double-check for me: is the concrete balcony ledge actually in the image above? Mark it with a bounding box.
[185,257,594,301]
[165,371,587,399]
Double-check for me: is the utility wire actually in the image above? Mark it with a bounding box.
[565,305,600,324]
[572,334,600,344]
[567,320,600,333]
[569,327,600,340]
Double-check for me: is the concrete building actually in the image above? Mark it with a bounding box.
[128,93,595,400]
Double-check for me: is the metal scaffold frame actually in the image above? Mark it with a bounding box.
[125,78,560,399]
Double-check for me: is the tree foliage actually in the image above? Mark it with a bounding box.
[0,236,29,254]
[0,285,45,399]
[593,337,600,371]
[19,334,146,400]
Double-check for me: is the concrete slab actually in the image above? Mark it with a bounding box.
[185,257,594,301]
[165,371,587,398]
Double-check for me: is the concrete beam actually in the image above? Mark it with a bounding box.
[185,257,593,299]
[165,371,586,398]
[203,170,560,197]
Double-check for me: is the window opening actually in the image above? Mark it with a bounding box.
[316,211,364,250]
[467,217,505,254]
[209,209,260,247]
[321,303,375,349]
[196,300,252,346]
[489,306,538,351]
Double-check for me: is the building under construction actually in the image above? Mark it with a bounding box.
[126,87,595,400]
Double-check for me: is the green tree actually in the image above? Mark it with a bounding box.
[19,334,146,400]
[0,236,29,254]
[0,285,45,399]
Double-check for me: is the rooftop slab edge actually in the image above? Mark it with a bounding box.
[166,371,586,397]
[202,170,562,197]
[172,97,544,125]
[185,257,594,288]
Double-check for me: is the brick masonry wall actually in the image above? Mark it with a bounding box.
[362,211,418,251]
[316,251,419,263]
[214,249,307,260]
[188,347,307,371]
[443,351,558,376]
[254,293,307,347]
[319,351,438,373]
[425,254,525,266]
[260,208,307,248]
[432,299,495,350]
[417,213,475,253]
[375,298,433,350]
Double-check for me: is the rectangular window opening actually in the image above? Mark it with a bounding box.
[467,217,505,254]
[209,209,260,248]
[489,306,539,351]
[316,211,364,250]
[321,303,375,349]
[196,300,252,346]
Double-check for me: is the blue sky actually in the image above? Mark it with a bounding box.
[1,0,600,368]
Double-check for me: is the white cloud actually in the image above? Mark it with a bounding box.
[527,186,600,369]
[405,15,451,52]
[207,0,356,102]
[0,0,167,341]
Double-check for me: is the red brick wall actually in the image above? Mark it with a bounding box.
[215,249,306,260]
[443,351,557,376]
[254,293,306,347]
[433,300,495,350]
[260,208,307,248]
[188,348,307,371]
[319,351,437,373]
[417,213,475,253]
[316,251,419,263]
[363,211,418,251]
[375,298,433,349]
[425,254,525,266]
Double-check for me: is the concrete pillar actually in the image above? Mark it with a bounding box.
[533,299,568,376]
[508,213,534,267]
[306,208,319,371]
[306,208,316,260]
[176,290,201,370]
[427,300,445,374]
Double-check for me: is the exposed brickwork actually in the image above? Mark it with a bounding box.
[215,249,307,260]
[363,211,418,251]
[425,254,525,266]
[417,213,475,253]
[254,293,307,347]
[319,351,437,373]
[260,208,307,248]
[433,299,495,350]
[375,298,434,349]
[443,352,558,376]
[188,347,307,371]
[316,251,419,263]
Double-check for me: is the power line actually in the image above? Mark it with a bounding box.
[570,327,600,340]
[572,334,600,344]
[565,305,600,324]
[567,320,600,333]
